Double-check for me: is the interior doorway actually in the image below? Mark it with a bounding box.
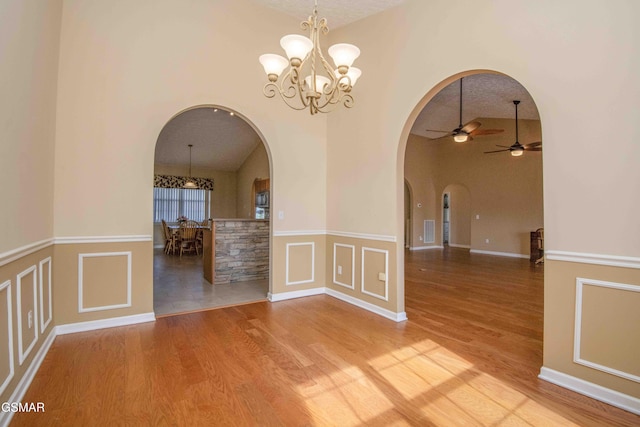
[401,70,544,330]
[152,105,273,317]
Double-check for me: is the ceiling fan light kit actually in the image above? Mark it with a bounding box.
[258,0,361,115]
[453,132,469,143]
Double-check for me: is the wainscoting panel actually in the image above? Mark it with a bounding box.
[0,281,14,395]
[333,243,355,289]
[543,258,640,404]
[271,235,325,297]
[78,252,131,313]
[39,257,52,332]
[575,278,640,382]
[325,234,400,315]
[16,266,38,365]
[361,247,389,301]
[286,242,315,285]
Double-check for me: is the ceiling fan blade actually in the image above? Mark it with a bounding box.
[525,147,542,151]
[484,149,510,154]
[425,129,450,134]
[524,141,542,148]
[495,145,512,148]
[471,128,504,136]
[460,121,481,134]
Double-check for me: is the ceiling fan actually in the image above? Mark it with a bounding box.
[426,78,504,142]
[484,100,541,156]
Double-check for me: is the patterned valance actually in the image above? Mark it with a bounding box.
[154,174,214,191]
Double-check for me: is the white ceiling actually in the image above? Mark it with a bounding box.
[154,108,260,171]
[250,0,406,29]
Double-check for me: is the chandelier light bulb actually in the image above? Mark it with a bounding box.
[259,54,289,81]
[334,67,362,89]
[280,35,313,63]
[304,75,331,94]
[328,43,361,69]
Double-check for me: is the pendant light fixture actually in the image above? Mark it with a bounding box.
[183,144,198,189]
[258,0,361,115]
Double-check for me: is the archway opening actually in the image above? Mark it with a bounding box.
[400,69,545,376]
[152,105,273,317]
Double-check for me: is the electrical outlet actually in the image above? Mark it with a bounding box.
[485,239,490,244]
[378,272,386,281]
[278,210,284,220]
[419,236,423,241]
[28,310,33,329]
[337,265,342,275]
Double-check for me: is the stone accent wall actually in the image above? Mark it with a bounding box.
[214,220,269,284]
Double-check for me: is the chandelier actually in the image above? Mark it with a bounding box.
[258,1,362,115]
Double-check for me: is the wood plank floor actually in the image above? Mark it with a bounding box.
[12,248,640,426]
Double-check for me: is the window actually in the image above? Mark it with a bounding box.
[153,187,211,223]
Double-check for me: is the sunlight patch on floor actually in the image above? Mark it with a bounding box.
[296,338,581,426]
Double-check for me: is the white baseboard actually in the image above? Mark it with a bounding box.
[268,288,325,302]
[325,288,408,322]
[267,287,407,323]
[0,328,56,427]
[539,367,640,416]
[448,243,471,249]
[56,312,156,335]
[409,245,444,251]
[470,249,529,259]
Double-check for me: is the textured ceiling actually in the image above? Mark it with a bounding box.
[154,108,260,172]
[411,74,540,139]
[250,0,406,29]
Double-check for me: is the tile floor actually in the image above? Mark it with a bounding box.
[153,248,269,317]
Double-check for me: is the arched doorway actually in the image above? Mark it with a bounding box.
[152,105,273,316]
[400,68,544,314]
[401,70,543,260]
[398,69,546,399]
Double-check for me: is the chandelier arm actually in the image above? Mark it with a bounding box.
[290,66,311,107]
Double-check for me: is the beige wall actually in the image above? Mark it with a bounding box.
[328,0,640,401]
[236,142,270,219]
[53,0,327,239]
[446,184,471,248]
[0,0,62,252]
[405,117,543,255]
[0,0,62,408]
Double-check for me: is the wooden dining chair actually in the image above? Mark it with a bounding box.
[535,228,544,265]
[179,220,200,257]
[161,219,177,255]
